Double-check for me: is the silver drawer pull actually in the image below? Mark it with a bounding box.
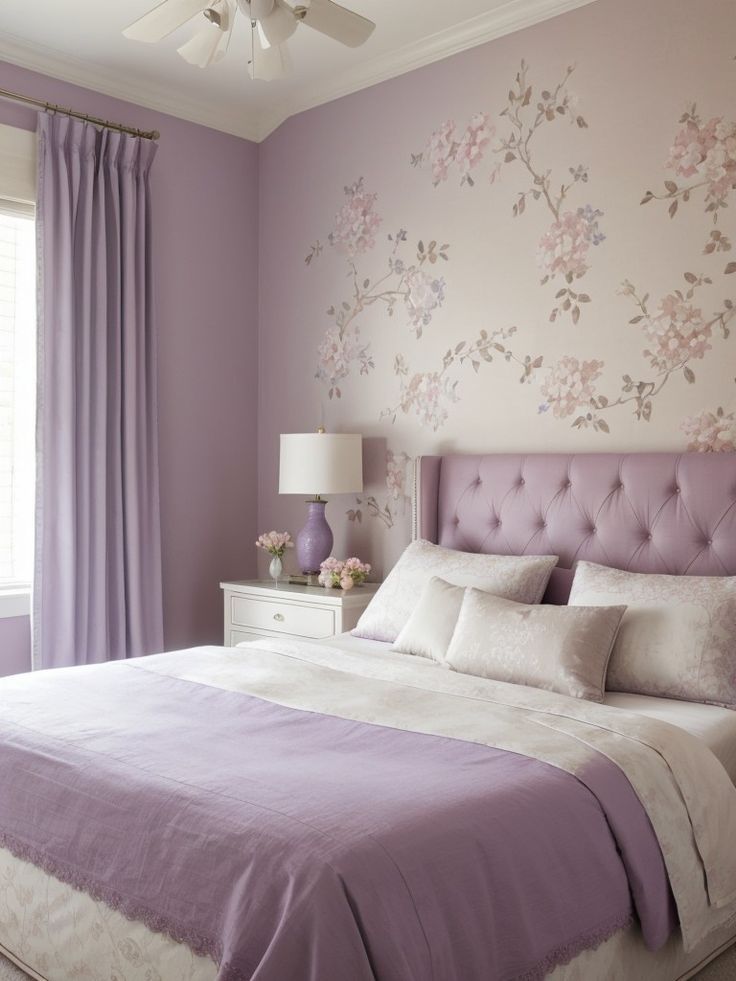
[273,613,285,622]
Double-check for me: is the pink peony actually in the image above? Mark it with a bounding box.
[255,531,294,558]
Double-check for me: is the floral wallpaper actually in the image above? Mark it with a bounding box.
[257,0,736,575]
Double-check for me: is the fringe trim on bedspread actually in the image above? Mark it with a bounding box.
[0,833,247,981]
[514,910,634,981]
[1,831,633,981]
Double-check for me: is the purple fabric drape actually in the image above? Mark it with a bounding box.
[33,113,163,669]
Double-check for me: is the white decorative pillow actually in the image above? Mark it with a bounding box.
[392,577,465,661]
[353,540,558,643]
[445,588,627,702]
[568,560,736,708]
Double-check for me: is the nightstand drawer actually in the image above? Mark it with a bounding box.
[230,595,336,639]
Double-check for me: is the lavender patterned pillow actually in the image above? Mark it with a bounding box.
[353,540,558,644]
[569,560,736,709]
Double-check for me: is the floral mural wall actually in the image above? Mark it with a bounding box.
[257,0,736,576]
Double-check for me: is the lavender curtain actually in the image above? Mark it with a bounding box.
[33,113,163,669]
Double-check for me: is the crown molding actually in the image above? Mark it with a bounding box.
[0,0,600,145]
[0,31,262,142]
[253,0,600,141]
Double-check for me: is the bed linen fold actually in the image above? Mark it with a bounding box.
[0,639,734,980]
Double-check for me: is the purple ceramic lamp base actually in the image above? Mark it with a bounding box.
[296,500,334,574]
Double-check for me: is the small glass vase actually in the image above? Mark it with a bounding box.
[269,555,283,587]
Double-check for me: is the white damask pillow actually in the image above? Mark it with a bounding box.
[353,540,558,644]
[569,560,736,709]
[445,588,626,702]
[392,577,466,661]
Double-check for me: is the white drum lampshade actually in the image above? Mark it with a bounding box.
[279,431,363,573]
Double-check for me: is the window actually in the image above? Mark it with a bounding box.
[0,206,35,599]
[0,123,36,618]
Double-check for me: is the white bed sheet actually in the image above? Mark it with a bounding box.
[604,691,736,785]
[322,633,736,784]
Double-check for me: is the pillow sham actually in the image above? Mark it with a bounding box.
[445,588,627,702]
[392,577,465,661]
[568,560,736,708]
[353,540,558,643]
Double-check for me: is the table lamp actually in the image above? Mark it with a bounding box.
[279,429,363,574]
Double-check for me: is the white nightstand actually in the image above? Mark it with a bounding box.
[220,580,381,646]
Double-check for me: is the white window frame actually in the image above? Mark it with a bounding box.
[0,123,35,620]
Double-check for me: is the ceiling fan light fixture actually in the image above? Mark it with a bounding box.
[124,0,376,79]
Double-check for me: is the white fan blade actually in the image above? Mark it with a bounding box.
[248,32,292,80]
[177,0,234,65]
[123,0,210,42]
[258,0,297,46]
[300,0,374,47]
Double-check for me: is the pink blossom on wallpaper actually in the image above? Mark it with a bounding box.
[455,113,493,176]
[404,268,446,334]
[681,407,736,452]
[668,117,720,179]
[648,110,736,229]
[643,294,711,370]
[419,113,493,186]
[540,356,604,418]
[315,325,372,395]
[328,178,382,257]
[667,117,736,201]
[426,120,457,184]
[385,450,409,500]
[395,371,459,431]
[537,206,605,282]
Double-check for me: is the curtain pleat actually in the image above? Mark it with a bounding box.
[33,113,163,668]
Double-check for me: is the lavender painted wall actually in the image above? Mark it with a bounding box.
[0,617,31,676]
[257,0,735,580]
[0,61,259,675]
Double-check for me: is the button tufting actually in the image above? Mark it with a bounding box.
[675,487,681,494]
[519,478,525,486]
[646,533,652,541]
[707,539,713,546]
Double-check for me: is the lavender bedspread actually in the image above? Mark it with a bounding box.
[0,659,675,981]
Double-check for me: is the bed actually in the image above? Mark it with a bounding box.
[1,451,736,981]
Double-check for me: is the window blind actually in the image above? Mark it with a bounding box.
[0,201,35,586]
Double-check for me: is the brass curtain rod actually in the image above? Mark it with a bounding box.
[0,85,160,141]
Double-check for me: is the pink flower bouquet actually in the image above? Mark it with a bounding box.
[255,531,294,559]
[318,556,371,590]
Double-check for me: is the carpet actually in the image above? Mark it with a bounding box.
[2,942,736,980]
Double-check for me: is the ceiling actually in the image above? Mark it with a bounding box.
[0,0,596,142]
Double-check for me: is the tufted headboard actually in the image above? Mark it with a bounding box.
[413,453,736,604]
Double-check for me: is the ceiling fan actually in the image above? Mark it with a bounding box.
[123,0,376,80]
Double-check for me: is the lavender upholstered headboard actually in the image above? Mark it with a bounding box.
[413,453,736,604]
